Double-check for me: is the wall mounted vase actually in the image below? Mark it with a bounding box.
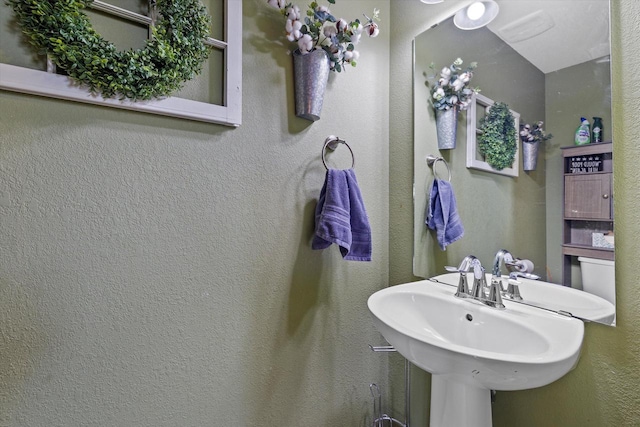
[522,141,540,171]
[293,49,330,121]
[436,106,458,150]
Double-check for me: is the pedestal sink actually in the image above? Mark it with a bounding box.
[367,280,584,427]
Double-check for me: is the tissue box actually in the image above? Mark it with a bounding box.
[592,233,614,249]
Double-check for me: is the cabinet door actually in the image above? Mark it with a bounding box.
[564,174,612,219]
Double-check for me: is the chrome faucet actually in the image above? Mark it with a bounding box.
[490,249,514,301]
[491,249,515,278]
[445,255,478,298]
[491,249,541,301]
[449,256,505,309]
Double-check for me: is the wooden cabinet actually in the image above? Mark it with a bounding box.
[564,174,612,219]
[562,143,613,286]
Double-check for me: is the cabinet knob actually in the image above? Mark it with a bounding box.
[603,194,609,199]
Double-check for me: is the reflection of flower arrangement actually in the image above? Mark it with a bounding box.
[520,121,553,144]
[424,58,479,111]
[266,0,380,73]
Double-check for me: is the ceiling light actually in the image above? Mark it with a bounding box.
[420,0,445,4]
[466,2,485,21]
[454,0,499,30]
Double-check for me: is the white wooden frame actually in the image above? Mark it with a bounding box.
[0,0,242,127]
[466,93,520,177]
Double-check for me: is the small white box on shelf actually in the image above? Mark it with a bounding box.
[592,232,614,249]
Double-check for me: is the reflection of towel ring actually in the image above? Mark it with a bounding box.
[426,154,452,182]
[322,135,355,170]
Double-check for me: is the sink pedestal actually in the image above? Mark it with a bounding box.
[368,280,585,427]
[430,376,492,427]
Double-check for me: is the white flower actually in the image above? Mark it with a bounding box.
[344,50,360,62]
[433,87,445,100]
[440,67,451,78]
[267,0,285,9]
[438,77,450,86]
[449,95,458,105]
[336,18,348,32]
[450,79,465,92]
[286,19,303,41]
[365,22,379,37]
[298,33,313,53]
[453,57,463,66]
[316,5,330,13]
[323,25,337,38]
[286,5,301,20]
[459,72,470,83]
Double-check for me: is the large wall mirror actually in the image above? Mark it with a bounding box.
[413,1,615,325]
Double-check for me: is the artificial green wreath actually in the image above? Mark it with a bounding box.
[478,102,517,170]
[7,0,211,100]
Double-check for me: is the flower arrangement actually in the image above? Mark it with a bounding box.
[520,121,553,144]
[424,58,479,111]
[266,0,380,72]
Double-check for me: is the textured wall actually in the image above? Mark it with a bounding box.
[390,0,640,425]
[0,1,391,426]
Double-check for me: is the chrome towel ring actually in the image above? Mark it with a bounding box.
[426,154,452,182]
[322,135,355,170]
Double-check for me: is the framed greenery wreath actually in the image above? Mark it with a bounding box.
[478,101,518,171]
[7,0,212,100]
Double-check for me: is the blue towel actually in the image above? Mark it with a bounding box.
[426,179,464,250]
[312,168,372,261]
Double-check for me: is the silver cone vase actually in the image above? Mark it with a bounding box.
[522,141,540,171]
[293,49,330,121]
[435,107,458,150]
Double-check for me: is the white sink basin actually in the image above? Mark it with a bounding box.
[368,280,584,427]
[431,272,616,325]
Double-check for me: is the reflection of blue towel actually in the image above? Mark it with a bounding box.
[312,169,372,261]
[426,179,464,250]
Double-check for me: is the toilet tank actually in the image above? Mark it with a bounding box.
[577,257,615,305]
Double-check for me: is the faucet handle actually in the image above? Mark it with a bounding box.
[505,276,523,301]
[508,271,541,281]
[448,257,478,297]
[454,273,470,298]
[488,279,506,309]
[470,263,487,299]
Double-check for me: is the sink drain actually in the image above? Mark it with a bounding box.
[465,314,473,321]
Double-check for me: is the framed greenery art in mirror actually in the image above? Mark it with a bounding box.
[466,93,520,177]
